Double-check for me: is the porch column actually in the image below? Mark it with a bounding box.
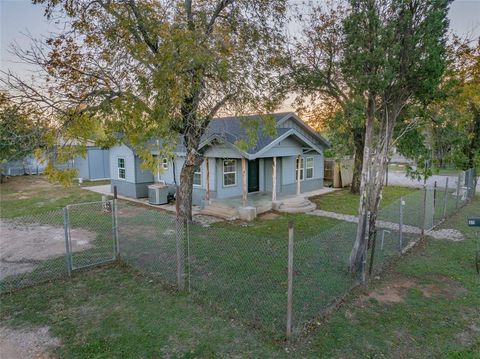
[272,157,277,202]
[296,155,301,195]
[242,157,247,207]
[205,157,210,202]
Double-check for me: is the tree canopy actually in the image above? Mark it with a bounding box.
[3,0,287,220]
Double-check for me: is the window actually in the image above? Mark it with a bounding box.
[223,159,237,187]
[162,158,169,170]
[306,157,314,179]
[117,157,126,180]
[193,165,202,186]
[295,157,304,181]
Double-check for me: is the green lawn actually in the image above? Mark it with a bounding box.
[312,186,418,215]
[0,175,104,218]
[1,196,478,357]
[2,176,478,357]
[299,195,480,358]
[0,265,286,358]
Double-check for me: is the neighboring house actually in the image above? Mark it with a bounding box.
[2,155,46,176]
[109,112,330,210]
[72,144,110,181]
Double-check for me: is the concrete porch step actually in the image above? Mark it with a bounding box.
[200,201,239,220]
[277,198,317,214]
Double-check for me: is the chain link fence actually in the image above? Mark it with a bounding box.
[0,200,117,292]
[1,169,477,341]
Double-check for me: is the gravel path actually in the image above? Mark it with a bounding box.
[308,209,464,241]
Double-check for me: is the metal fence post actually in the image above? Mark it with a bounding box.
[443,177,449,220]
[113,186,120,258]
[456,173,461,209]
[286,221,294,340]
[433,181,437,226]
[422,185,427,235]
[63,206,72,276]
[399,197,404,251]
[175,186,185,290]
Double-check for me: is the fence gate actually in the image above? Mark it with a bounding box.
[65,200,117,271]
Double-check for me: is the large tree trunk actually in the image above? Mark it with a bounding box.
[349,95,375,272]
[351,127,364,194]
[350,98,400,274]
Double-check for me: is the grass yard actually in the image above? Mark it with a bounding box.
[2,175,478,357]
[0,175,104,218]
[299,195,480,358]
[0,265,286,358]
[312,186,418,215]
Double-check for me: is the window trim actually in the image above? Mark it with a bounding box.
[162,158,169,170]
[117,157,126,180]
[306,156,314,179]
[193,165,202,187]
[222,159,237,187]
[295,156,304,182]
[154,155,170,182]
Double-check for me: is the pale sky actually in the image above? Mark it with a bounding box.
[1,0,480,79]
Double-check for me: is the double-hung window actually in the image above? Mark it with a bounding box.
[295,157,304,181]
[117,158,126,180]
[306,157,314,179]
[193,165,202,186]
[223,159,237,187]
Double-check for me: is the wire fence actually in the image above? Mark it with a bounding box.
[0,168,477,341]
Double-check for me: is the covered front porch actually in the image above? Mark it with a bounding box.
[200,187,336,220]
[200,155,328,220]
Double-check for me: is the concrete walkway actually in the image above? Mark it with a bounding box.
[308,209,464,241]
[82,184,223,225]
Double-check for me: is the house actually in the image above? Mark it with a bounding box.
[72,144,110,181]
[2,155,46,176]
[109,112,330,218]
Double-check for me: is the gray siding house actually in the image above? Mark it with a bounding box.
[109,112,330,210]
[73,146,110,180]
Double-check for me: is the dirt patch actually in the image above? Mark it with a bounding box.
[0,219,96,279]
[259,212,280,220]
[366,278,417,304]
[0,325,61,359]
[419,274,469,300]
[364,275,468,304]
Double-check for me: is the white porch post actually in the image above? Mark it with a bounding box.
[242,157,247,207]
[296,155,301,195]
[205,157,210,202]
[272,157,277,202]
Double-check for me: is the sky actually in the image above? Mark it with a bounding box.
[1,0,480,82]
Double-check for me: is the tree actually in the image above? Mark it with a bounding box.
[433,37,480,177]
[344,0,450,272]
[2,0,287,222]
[289,2,366,194]
[0,93,46,181]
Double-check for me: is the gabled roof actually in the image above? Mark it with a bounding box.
[196,112,330,156]
[140,112,330,157]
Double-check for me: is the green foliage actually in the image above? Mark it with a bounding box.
[23,0,287,172]
[0,94,46,173]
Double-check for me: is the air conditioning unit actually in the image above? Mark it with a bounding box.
[148,182,169,205]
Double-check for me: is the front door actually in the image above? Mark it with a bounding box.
[248,159,260,192]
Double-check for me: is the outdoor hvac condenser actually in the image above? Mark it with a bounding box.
[148,183,169,205]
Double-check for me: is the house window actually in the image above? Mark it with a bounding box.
[223,159,237,187]
[306,157,314,179]
[295,157,304,181]
[193,165,202,186]
[162,158,169,170]
[117,157,126,180]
